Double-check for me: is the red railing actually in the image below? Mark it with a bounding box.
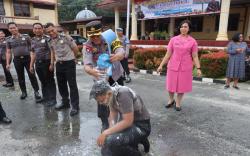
[131,40,250,47]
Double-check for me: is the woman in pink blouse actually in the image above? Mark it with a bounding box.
[157,20,202,111]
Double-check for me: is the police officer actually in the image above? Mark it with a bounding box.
[0,30,14,87]
[6,22,42,102]
[29,23,57,107]
[116,28,131,83]
[90,81,151,155]
[44,23,79,116]
[83,21,125,131]
[0,102,12,124]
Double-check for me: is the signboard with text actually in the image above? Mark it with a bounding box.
[136,0,221,20]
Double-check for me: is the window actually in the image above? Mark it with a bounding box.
[13,0,30,17]
[0,0,5,15]
[228,14,240,31]
[190,16,203,32]
[215,14,240,31]
[174,16,203,32]
[33,4,55,10]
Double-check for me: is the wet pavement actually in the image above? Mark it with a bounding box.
[1,65,250,156]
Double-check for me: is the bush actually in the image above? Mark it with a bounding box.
[200,51,228,78]
[76,45,83,60]
[198,48,221,58]
[129,46,142,59]
[133,47,167,70]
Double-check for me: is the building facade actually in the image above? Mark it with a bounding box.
[98,0,250,41]
[0,0,58,32]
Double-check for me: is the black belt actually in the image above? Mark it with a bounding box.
[36,59,51,63]
[56,59,75,64]
[14,55,30,59]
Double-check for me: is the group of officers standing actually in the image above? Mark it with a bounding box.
[0,22,80,116]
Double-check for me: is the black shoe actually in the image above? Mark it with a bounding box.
[45,100,57,107]
[70,108,79,116]
[125,76,132,83]
[233,86,240,90]
[55,102,70,110]
[34,91,43,103]
[2,83,14,88]
[175,106,182,111]
[224,85,230,89]
[165,100,175,108]
[1,117,12,124]
[141,138,150,153]
[20,92,27,100]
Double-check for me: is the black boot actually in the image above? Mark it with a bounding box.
[70,108,79,116]
[55,99,70,110]
[2,83,14,87]
[34,91,43,103]
[20,92,27,100]
[1,117,12,124]
[141,137,150,153]
[45,99,57,107]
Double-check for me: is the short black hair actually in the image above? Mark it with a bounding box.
[0,30,4,33]
[7,22,17,28]
[176,20,192,35]
[33,22,43,28]
[44,22,54,28]
[232,33,242,42]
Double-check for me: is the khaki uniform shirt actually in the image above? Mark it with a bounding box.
[48,34,76,61]
[6,34,31,56]
[0,39,7,60]
[110,85,150,122]
[31,35,51,60]
[83,37,125,81]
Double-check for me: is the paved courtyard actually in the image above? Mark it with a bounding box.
[0,65,250,156]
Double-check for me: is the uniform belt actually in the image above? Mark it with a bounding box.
[56,59,75,64]
[36,59,50,63]
[14,55,29,59]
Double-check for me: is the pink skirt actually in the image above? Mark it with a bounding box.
[166,69,193,93]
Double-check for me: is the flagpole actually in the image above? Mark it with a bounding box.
[126,0,131,39]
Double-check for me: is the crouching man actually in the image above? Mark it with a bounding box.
[90,81,151,156]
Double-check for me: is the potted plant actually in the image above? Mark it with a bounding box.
[154,31,161,40]
[149,32,154,40]
[160,31,168,40]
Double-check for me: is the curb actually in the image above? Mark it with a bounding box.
[131,69,226,84]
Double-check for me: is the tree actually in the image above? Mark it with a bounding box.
[58,0,113,22]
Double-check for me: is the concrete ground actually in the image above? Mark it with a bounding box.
[0,65,250,156]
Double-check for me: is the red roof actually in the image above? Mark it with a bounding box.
[20,0,56,5]
[97,0,126,8]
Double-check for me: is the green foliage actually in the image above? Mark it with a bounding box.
[58,0,114,22]
[200,51,228,78]
[133,47,167,71]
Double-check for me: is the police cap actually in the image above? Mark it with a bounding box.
[86,21,102,37]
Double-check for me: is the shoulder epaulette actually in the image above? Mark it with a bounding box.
[5,36,11,40]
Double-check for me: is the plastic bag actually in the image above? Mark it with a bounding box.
[96,53,112,81]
